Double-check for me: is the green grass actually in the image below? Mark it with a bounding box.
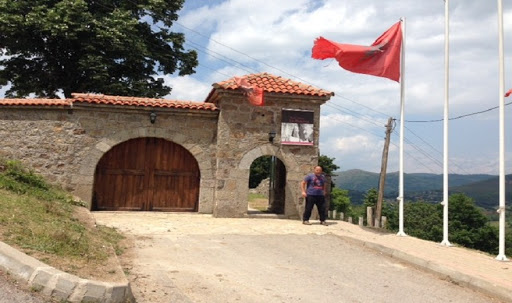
[248,192,269,211]
[0,159,124,263]
[248,192,267,200]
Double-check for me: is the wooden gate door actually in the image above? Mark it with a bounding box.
[93,137,199,211]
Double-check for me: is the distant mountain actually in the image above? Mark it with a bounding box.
[332,169,494,193]
[331,169,509,209]
[450,175,512,209]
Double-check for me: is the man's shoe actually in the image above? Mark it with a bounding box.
[320,221,328,226]
[303,221,311,225]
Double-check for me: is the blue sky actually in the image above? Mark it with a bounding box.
[162,0,512,175]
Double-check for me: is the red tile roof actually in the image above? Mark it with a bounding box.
[0,73,331,109]
[0,94,218,111]
[212,73,334,97]
[71,93,218,111]
[0,98,72,107]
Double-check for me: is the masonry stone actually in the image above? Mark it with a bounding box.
[0,76,331,218]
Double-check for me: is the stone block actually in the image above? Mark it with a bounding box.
[95,141,111,153]
[30,267,61,290]
[52,274,80,300]
[81,281,107,302]
[105,284,134,303]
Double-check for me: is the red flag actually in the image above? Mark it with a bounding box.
[505,88,512,97]
[234,76,264,106]
[312,21,402,82]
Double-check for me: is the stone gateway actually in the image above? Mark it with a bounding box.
[0,73,333,218]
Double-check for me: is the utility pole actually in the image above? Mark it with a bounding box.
[376,117,394,227]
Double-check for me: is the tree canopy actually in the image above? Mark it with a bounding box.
[384,194,507,255]
[318,154,339,176]
[0,0,198,98]
[249,156,272,189]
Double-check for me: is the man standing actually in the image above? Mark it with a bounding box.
[301,166,328,225]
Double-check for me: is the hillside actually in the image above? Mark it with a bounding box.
[332,169,509,209]
[450,175,512,209]
[332,169,494,193]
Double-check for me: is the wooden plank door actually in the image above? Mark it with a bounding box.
[93,137,199,211]
[93,138,148,210]
[149,138,200,211]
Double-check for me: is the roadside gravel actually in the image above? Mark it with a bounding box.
[0,269,52,303]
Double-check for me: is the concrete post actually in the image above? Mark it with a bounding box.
[348,217,352,224]
[358,217,363,226]
[367,207,373,227]
[381,216,387,228]
[340,212,344,221]
[332,210,337,220]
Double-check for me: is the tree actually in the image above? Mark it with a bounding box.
[448,193,498,254]
[249,156,272,189]
[318,155,339,176]
[0,0,198,98]
[362,188,378,225]
[385,193,502,255]
[330,188,351,213]
[363,188,378,209]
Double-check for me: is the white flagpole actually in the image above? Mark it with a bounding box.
[397,17,407,237]
[496,0,508,261]
[440,0,452,247]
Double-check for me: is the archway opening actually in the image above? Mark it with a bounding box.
[248,155,286,215]
[92,137,200,211]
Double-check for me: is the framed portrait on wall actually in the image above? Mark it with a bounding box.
[281,109,314,145]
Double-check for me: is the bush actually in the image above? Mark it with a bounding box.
[384,193,506,255]
[330,188,352,215]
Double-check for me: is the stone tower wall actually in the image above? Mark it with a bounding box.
[213,92,324,218]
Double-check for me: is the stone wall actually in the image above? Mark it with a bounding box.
[213,92,325,218]
[0,105,218,212]
[251,178,270,197]
[0,87,328,218]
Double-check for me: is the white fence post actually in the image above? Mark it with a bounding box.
[367,207,374,227]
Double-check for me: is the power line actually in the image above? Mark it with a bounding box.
[173,22,455,173]
[174,21,394,119]
[87,9,489,174]
[404,125,470,174]
[405,101,512,122]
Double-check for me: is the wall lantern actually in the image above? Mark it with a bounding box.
[149,111,157,124]
[268,130,276,143]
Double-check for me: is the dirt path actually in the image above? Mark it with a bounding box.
[93,212,502,303]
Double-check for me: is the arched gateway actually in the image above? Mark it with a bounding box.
[92,137,200,211]
[0,73,333,217]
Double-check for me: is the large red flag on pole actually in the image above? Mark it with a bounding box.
[312,21,402,82]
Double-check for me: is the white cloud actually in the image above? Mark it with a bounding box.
[162,75,212,102]
[3,0,512,175]
[333,134,378,154]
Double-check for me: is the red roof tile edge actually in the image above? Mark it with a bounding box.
[213,73,334,97]
[0,94,218,111]
[71,93,218,111]
[0,99,72,106]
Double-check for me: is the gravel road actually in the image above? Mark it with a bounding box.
[94,213,503,303]
[0,269,51,303]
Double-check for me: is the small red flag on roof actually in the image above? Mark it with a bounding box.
[234,76,264,106]
[505,88,512,97]
[312,21,402,82]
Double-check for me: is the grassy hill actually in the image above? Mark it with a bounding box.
[332,169,494,193]
[332,169,509,209]
[450,175,512,209]
[0,159,125,281]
